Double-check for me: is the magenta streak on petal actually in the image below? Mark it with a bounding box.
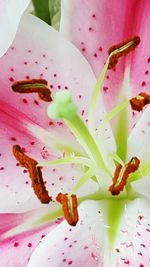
[0,100,82,213]
[61,0,150,110]
[129,1,150,98]
[0,213,61,267]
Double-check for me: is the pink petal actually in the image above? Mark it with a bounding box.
[0,210,60,267]
[27,201,103,267]
[60,0,133,109]
[113,199,150,267]
[129,1,150,97]
[0,14,115,212]
[27,199,150,267]
[0,0,30,57]
[60,1,150,110]
[127,106,150,162]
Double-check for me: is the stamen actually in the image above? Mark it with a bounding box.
[130,92,150,111]
[12,145,52,203]
[48,91,108,172]
[12,79,52,102]
[108,36,140,69]
[56,193,79,226]
[109,157,140,195]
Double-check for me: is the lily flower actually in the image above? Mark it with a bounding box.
[0,1,150,266]
[0,0,30,57]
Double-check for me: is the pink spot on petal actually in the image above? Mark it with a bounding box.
[141,81,146,86]
[68,261,73,265]
[91,252,98,261]
[34,100,39,105]
[22,98,28,104]
[14,242,19,247]
[124,259,130,264]
[11,137,16,141]
[140,243,146,248]
[103,86,108,92]
[9,77,14,82]
[93,53,98,58]
[30,141,35,146]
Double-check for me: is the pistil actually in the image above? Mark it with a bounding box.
[47,90,108,172]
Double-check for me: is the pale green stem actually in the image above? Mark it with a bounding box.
[88,39,134,133]
[88,55,111,132]
[128,161,150,182]
[70,169,94,194]
[35,209,63,225]
[64,115,108,172]
[98,99,128,141]
[38,156,95,170]
[108,152,124,166]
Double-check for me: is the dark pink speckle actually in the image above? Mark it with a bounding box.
[28,243,32,247]
[141,81,146,87]
[14,242,19,247]
[9,77,14,82]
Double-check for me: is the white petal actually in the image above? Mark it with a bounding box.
[127,105,150,162]
[27,198,150,267]
[0,0,30,57]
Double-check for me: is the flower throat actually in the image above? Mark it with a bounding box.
[12,35,150,227]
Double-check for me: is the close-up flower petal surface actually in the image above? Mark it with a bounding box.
[1,1,150,266]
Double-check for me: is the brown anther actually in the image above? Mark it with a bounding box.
[109,157,140,195]
[56,193,79,226]
[12,145,52,204]
[12,79,52,102]
[108,36,140,69]
[130,92,150,111]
